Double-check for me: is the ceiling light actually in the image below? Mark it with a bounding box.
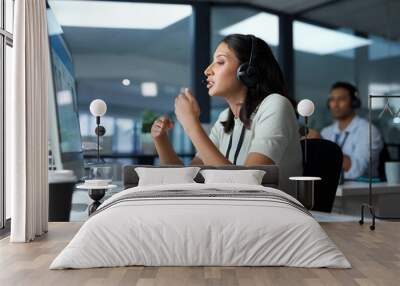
[294,21,371,55]
[219,12,279,46]
[48,1,192,30]
[141,82,158,97]
[122,79,130,86]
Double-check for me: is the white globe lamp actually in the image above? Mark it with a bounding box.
[89,99,107,163]
[297,99,315,117]
[90,99,107,117]
[297,99,315,165]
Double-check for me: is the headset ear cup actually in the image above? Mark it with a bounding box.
[236,62,248,83]
[236,63,248,83]
[245,66,258,87]
[236,62,257,88]
[237,62,252,87]
[246,65,256,77]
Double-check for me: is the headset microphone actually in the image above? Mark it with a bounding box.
[201,79,207,85]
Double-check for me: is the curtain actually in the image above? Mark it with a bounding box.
[8,0,49,242]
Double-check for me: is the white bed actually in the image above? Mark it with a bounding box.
[50,182,351,269]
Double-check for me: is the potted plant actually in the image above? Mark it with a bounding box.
[140,109,158,154]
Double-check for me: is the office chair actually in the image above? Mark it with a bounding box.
[301,138,343,212]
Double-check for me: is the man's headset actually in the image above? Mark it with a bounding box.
[236,35,258,88]
[327,82,361,109]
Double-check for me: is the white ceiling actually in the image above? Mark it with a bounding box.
[207,0,336,14]
[303,0,400,40]
[205,0,400,40]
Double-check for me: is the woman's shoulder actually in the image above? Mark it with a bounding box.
[257,93,293,113]
[209,108,229,134]
[217,107,230,121]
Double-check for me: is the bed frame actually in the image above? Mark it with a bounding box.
[123,165,279,189]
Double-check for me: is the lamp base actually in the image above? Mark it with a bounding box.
[88,188,106,215]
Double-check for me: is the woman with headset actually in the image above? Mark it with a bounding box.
[151,34,302,193]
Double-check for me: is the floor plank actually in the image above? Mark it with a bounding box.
[0,222,399,286]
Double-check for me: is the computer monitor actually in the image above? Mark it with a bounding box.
[48,31,84,179]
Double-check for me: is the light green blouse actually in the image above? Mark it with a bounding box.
[200,93,303,195]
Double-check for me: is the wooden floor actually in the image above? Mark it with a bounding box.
[1,222,399,286]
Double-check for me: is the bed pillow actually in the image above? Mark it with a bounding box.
[200,169,266,185]
[135,167,201,186]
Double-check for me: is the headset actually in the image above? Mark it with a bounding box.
[327,82,361,109]
[236,35,258,88]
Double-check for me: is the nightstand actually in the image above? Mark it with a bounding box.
[289,176,321,210]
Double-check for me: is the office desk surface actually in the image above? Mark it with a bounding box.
[334,181,400,217]
[336,181,400,197]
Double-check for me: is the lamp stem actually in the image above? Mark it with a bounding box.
[96,116,100,163]
[304,116,308,165]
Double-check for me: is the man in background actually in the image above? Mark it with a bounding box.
[321,82,383,179]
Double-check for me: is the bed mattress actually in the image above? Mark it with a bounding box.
[50,183,350,269]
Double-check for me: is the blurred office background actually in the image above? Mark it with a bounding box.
[2,0,400,222]
[44,0,400,180]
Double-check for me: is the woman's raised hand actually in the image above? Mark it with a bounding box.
[174,88,200,131]
[151,116,174,141]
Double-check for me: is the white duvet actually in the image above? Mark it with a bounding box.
[50,183,351,269]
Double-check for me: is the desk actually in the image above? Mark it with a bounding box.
[334,181,400,217]
[84,153,195,165]
[49,170,77,222]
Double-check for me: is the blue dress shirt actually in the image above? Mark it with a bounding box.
[321,115,383,179]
